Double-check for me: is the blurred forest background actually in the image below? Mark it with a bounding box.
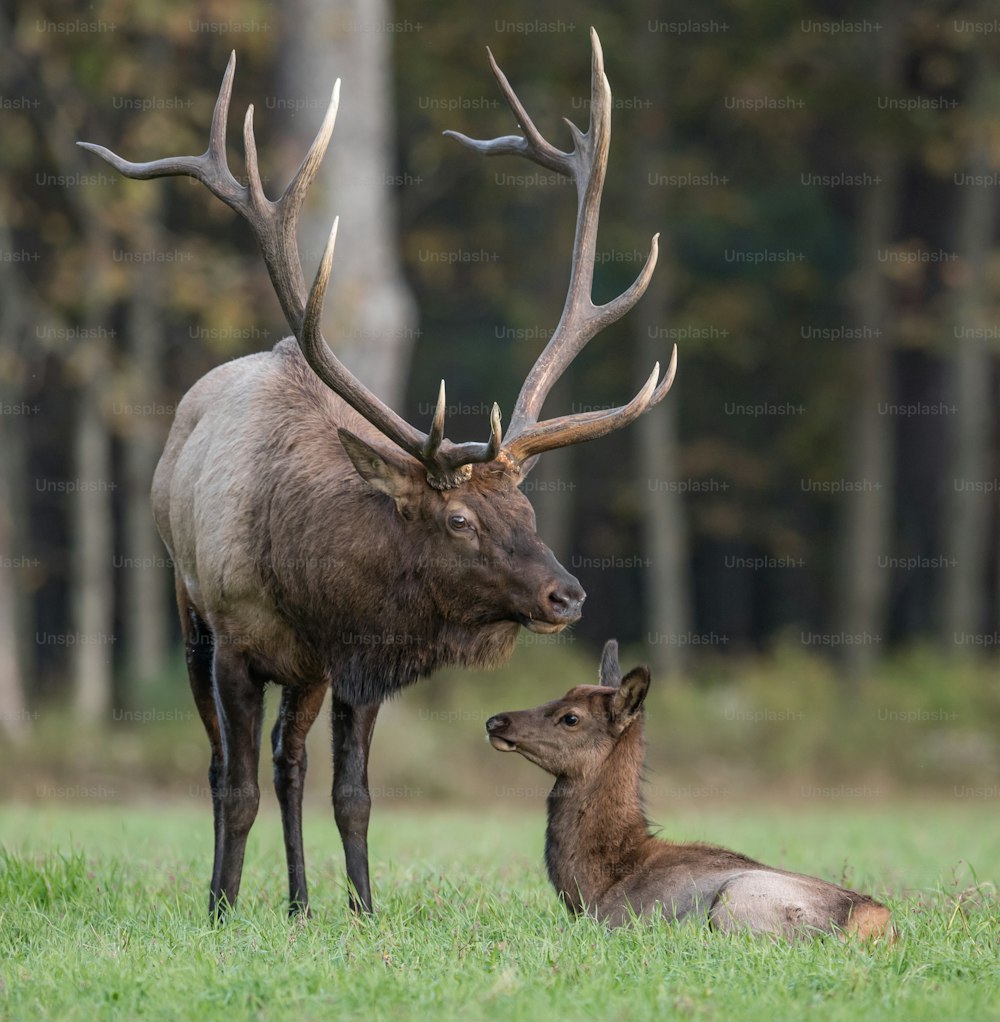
[0,0,997,802]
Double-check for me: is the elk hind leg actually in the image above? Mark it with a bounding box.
[709,872,823,939]
[271,683,327,916]
[210,644,264,918]
[176,582,226,918]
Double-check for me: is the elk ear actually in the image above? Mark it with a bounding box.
[338,429,421,509]
[515,454,540,482]
[599,639,622,687]
[609,666,649,727]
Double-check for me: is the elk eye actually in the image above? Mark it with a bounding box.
[448,514,469,531]
[560,713,579,727]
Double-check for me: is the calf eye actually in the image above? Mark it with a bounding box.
[560,713,579,727]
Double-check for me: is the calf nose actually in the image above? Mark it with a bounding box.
[486,714,510,734]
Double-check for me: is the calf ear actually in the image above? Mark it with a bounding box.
[599,639,622,687]
[338,429,421,511]
[609,666,650,727]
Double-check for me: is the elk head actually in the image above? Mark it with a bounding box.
[338,436,583,634]
[486,639,650,777]
[79,29,675,638]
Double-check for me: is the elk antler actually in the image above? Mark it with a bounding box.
[78,52,500,489]
[445,27,676,470]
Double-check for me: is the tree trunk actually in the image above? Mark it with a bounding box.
[529,445,574,566]
[835,5,901,682]
[279,0,417,408]
[637,279,690,679]
[0,221,33,742]
[71,364,114,721]
[34,55,118,719]
[627,20,690,679]
[0,410,31,742]
[122,194,169,693]
[941,53,997,654]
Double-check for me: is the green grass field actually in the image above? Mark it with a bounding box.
[1,800,997,1021]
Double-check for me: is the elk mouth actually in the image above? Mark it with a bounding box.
[489,735,518,752]
[522,618,567,635]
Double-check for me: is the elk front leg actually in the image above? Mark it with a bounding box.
[331,695,381,913]
[271,683,327,916]
[210,646,264,919]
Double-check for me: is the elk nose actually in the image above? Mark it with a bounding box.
[486,714,510,734]
[546,579,585,622]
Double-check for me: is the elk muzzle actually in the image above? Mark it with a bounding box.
[519,565,585,633]
[485,713,518,751]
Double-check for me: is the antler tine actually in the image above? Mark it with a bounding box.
[424,381,447,459]
[488,402,503,454]
[444,49,570,174]
[242,105,268,213]
[504,346,677,464]
[280,79,341,226]
[77,51,245,207]
[651,343,679,406]
[207,51,236,163]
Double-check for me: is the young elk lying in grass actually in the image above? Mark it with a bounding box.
[486,641,893,939]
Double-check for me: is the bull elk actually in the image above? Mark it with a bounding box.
[486,641,894,939]
[80,29,675,918]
